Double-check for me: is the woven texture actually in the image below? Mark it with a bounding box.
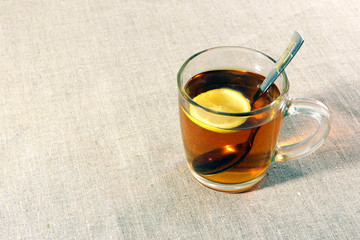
[0,0,359,239]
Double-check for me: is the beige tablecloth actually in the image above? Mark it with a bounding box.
[0,0,359,239]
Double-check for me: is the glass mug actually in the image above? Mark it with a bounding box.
[178,47,331,193]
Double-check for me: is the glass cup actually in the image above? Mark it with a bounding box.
[178,46,331,193]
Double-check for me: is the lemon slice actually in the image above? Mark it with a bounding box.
[188,88,251,133]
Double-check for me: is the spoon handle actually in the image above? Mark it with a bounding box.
[260,31,304,93]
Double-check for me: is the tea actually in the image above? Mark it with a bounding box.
[180,70,284,185]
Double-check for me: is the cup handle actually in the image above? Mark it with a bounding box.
[275,98,332,162]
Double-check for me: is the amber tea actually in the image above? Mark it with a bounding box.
[180,70,284,186]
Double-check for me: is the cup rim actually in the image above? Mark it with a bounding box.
[177,46,290,116]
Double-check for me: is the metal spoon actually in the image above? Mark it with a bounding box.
[192,31,304,175]
[252,31,304,104]
[192,127,260,175]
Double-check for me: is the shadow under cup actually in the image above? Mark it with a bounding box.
[178,47,331,193]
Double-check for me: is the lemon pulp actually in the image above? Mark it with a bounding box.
[187,88,251,133]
